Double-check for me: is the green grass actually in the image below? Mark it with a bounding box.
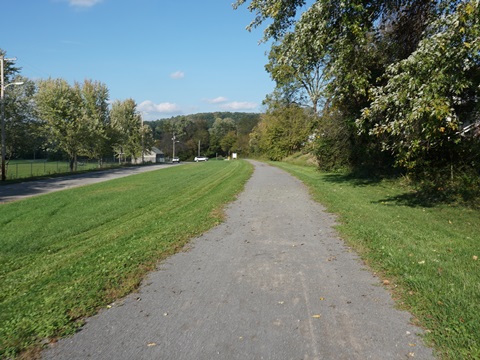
[5,160,120,180]
[273,161,480,359]
[0,160,253,358]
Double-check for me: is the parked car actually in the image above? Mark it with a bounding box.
[172,157,180,163]
[194,156,208,162]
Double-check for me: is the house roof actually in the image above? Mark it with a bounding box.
[150,147,164,155]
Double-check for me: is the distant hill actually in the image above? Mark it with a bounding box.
[148,112,261,128]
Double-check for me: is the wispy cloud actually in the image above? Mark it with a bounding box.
[138,100,182,119]
[205,96,228,104]
[68,0,103,8]
[220,101,258,111]
[170,71,185,80]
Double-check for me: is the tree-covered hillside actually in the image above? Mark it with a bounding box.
[146,112,261,160]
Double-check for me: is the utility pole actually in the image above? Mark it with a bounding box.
[141,113,144,164]
[1,55,23,181]
[198,140,200,157]
[172,133,179,161]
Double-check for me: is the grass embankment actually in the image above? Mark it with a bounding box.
[274,162,479,359]
[0,160,253,358]
[5,160,120,180]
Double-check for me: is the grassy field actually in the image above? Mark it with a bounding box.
[5,160,120,180]
[0,160,253,358]
[274,161,480,359]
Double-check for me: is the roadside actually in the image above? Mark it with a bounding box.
[0,164,179,203]
[42,160,434,360]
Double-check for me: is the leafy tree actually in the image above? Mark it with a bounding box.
[266,28,326,114]
[3,76,39,163]
[35,78,84,171]
[358,1,480,177]
[249,104,314,160]
[209,117,237,155]
[78,79,111,165]
[237,0,479,181]
[110,99,143,162]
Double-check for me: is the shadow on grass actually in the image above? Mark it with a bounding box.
[321,172,385,187]
[376,187,480,209]
[322,171,479,209]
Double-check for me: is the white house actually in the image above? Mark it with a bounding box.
[132,147,165,164]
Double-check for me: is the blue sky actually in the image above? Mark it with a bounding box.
[2,0,275,120]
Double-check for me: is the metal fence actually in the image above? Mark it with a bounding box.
[6,160,121,180]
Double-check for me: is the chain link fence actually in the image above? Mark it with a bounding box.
[5,160,122,180]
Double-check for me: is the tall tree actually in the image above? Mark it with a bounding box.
[110,99,143,162]
[2,76,39,163]
[209,117,237,155]
[358,1,480,176]
[266,28,327,114]
[78,79,111,166]
[36,78,84,171]
[249,104,314,160]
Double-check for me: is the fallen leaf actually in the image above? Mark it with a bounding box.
[408,352,415,357]
[319,297,325,301]
[147,342,157,347]
[383,280,390,285]
[312,314,321,318]
[473,255,478,261]
[409,343,416,347]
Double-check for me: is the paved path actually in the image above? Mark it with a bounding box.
[0,164,177,203]
[42,160,434,359]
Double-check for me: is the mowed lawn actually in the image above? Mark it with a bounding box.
[6,160,119,180]
[274,162,480,359]
[0,160,253,358]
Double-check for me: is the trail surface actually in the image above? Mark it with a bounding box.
[43,160,434,360]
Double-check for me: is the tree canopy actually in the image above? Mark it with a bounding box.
[236,0,480,188]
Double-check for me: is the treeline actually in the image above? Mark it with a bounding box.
[1,49,153,175]
[236,0,480,191]
[146,112,260,160]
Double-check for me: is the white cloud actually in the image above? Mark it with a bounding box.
[170,71,185,79]
[138,100,181,119]
[205,96,228,104]
[68,0,103,7]
[220,101,258,111]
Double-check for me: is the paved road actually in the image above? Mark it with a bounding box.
[42,160,434,359]
[0,164,178,203]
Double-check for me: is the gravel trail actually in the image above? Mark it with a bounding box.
[42,160,434,360]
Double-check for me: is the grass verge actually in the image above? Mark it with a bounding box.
[273,161,479,360]
[0,160,253,358]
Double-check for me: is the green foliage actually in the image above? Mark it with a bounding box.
[109,98,147,162]
[35,78,84,171]
[79,80,111,163]
[358,1,480,177]
[313,108,353,171]
[238,0,480,192]
[3,76,39,162]
[0,160,253,358]
[249,104,314,160]
[275,161,480,359]
[147,112,261,159]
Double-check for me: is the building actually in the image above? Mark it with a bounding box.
[132,147,165,164]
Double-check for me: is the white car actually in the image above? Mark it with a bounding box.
[194,156,208,162]
[172,157,180,163]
